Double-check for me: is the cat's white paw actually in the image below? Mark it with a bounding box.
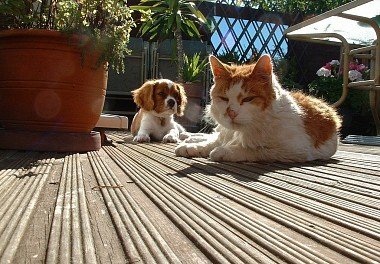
[183,136,208,143]
[163,134,180,143]
[175,144,197,157]
[133,134,150,143]
[210,146,234,161]
[179,132,191,141]
[175,143,210,158]
[182,133,211,144]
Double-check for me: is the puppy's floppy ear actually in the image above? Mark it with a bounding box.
[132,80,155,111]
[176,83,187,116]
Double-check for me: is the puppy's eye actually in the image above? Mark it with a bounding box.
[158,92,165,97]
[242,96,256,103]
[218,96,229,102]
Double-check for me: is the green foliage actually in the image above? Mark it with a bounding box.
[235,0,353,15]
[308,77,369,113]
[131,0,209,41]
[274,57,303,91]
[183,53,208,83]
[131,0,209,81]
[0,0,135,73]
[216,50,244,64]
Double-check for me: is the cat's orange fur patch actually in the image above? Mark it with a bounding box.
[292,92,342,148]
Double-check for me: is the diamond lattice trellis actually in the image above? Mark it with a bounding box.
[199,1,302,65]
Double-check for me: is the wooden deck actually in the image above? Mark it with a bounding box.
[1,131,379,263]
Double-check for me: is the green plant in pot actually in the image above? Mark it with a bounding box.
[177,52,208,131]
[0,0,135,151]
[183,52,208,83]
[131,0,209,82]
[182,51,208,98]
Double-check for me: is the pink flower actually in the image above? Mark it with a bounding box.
[349,62,357,70]
[356,64,367,72]
[324,62,332,70]
[316,59,368,81]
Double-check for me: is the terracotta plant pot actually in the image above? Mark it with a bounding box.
[0,29,108,133]
[183,82,204,98]
[177,82,205,132]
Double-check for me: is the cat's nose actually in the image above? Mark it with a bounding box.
[227,108,238,119]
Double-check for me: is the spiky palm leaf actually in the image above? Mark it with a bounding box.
[131,0,209,82]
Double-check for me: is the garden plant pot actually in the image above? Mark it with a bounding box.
[0,29,108,151]
[178,82,205,132]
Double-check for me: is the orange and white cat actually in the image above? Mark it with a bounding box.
[175,55,342,162]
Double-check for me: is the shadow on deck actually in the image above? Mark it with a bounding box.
[0,131,379,263]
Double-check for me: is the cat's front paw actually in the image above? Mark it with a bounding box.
[210,146,235,162]
[179,132,191,141]
[163,134,180,143]
[175,143,210,158]
[183,134,208,143]
[133,134,150,143]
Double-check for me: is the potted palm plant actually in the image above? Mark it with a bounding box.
[178,52,208,131]
[0,0,135,151]
[182,52,208,97]
[131,0,208,82]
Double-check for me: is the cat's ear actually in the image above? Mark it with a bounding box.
[209,55,228,78]
[253,54,273,75]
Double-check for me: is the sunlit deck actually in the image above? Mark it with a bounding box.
[1,131,379,263]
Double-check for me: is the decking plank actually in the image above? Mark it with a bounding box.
[80,153,128,264]
[12,155,63,264]
[0,153,55,263]
[0,132,379,263]
[122,142,380,263]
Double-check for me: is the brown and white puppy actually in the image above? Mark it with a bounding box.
[131,79,188,143]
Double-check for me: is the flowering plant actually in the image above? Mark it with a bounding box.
[316,59,369,81]
[308,59,370,112]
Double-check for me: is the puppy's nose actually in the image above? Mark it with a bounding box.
[167,99,175,108]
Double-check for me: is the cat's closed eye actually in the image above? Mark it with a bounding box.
[218,96,229,102]
[242,96,256,103]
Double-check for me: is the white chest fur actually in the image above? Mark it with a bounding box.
[140,112,176,141]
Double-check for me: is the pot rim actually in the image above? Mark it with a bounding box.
[0,28,90,43]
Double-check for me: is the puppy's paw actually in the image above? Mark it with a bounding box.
[210,146,232,162]
[133,134,150,143]
[163,134,180,143]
